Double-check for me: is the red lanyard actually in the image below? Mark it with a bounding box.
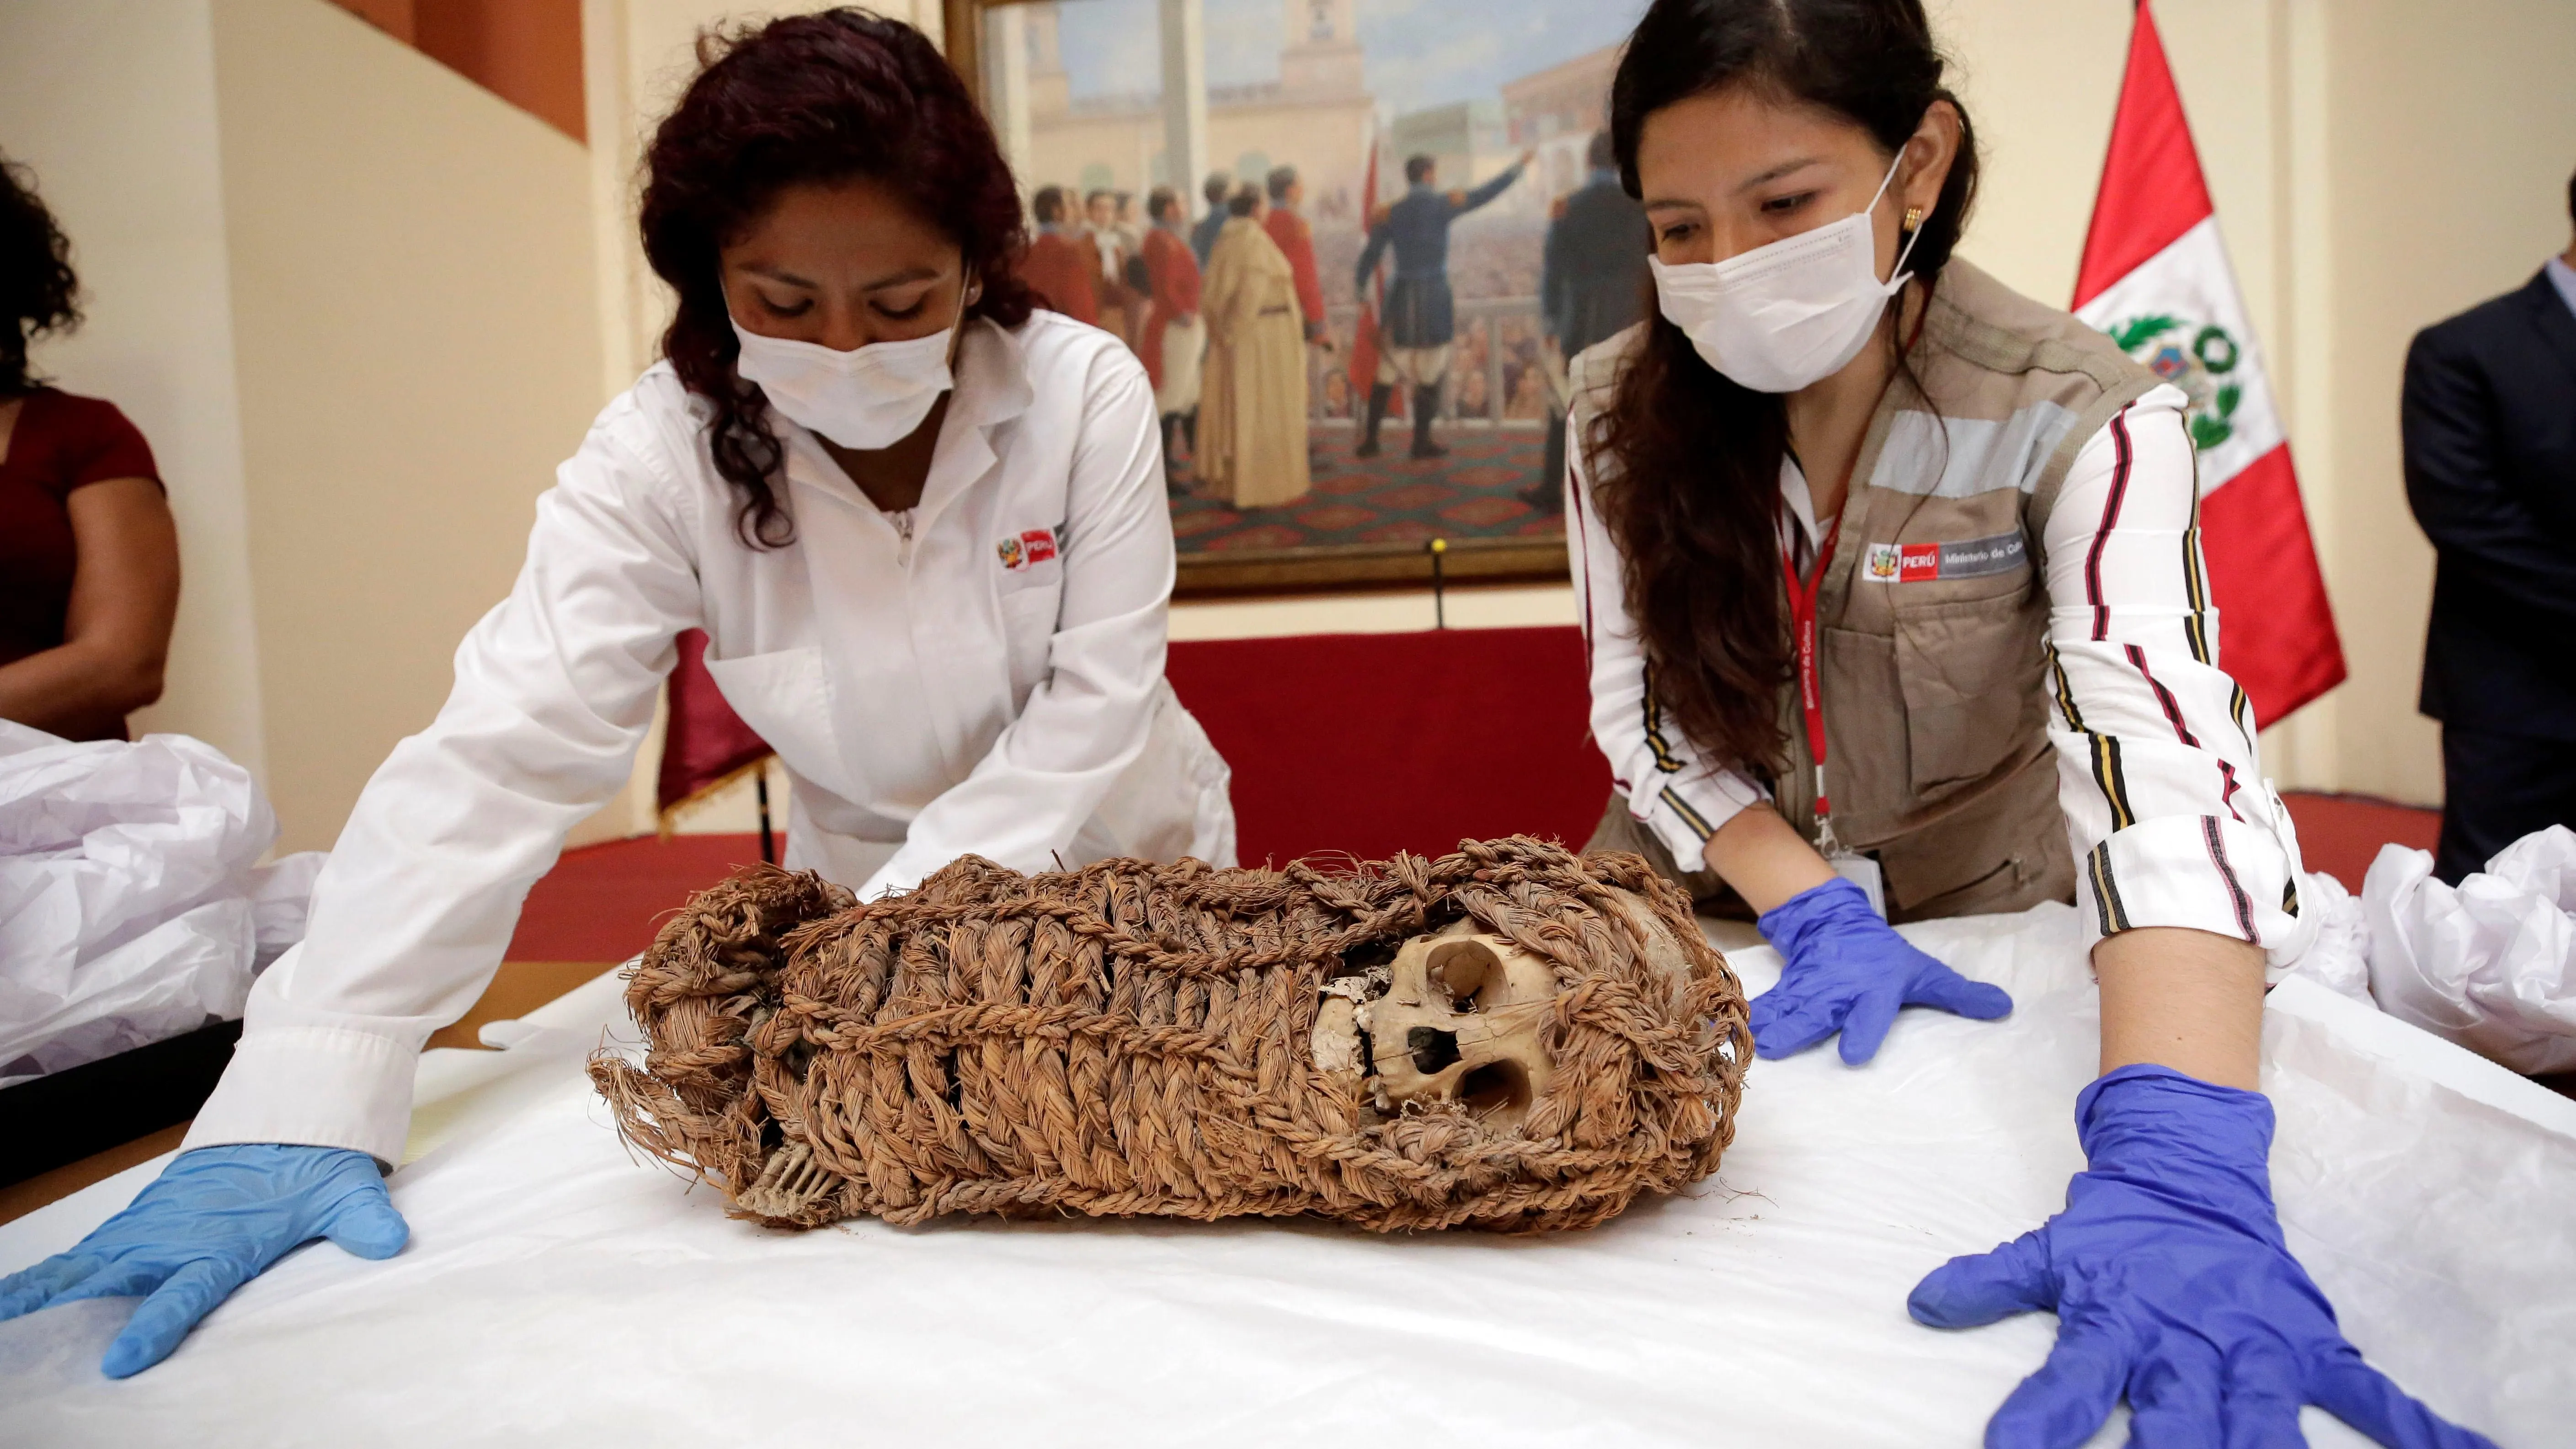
[1781,513,1844,850]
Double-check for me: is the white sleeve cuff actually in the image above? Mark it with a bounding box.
[182,1021,426,1170]
[2072,811,2302,960]
[1630,770,1767,866]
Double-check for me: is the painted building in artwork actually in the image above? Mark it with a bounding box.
[1019,0,1373,226]
[1499,42,1622,205]
[1382,98,1535,215]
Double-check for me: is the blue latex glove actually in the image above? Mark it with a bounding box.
[1750,875,2013,1064]
[1909,1066,2498,1449]
[0,1143,407,1378]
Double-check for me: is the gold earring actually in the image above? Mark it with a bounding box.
[1902,206,1925,233]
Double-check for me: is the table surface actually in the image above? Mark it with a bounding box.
[0,962,619,1229]
[5,906,2567,1448]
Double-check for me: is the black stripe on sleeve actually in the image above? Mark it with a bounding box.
[1641,664,1685,774]
[2045,643,2085,731]
[2089,732,2137,833]
[2087,842,2131,936]
[2181,472,2214,666]
[2202,815,2259,943]
[1660,785,1717,843]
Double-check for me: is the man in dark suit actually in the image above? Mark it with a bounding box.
[1526,130,1653,513]
[1353,150,1532,459]
[2401,167,2576,883]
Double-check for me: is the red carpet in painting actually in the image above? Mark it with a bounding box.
[1170,427,1560,555]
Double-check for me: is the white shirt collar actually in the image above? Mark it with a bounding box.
[1778,457,1821,567]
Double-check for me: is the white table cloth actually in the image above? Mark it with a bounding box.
[4,902,2568,1447]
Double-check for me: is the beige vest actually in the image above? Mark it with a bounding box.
[1579,260,2165,922]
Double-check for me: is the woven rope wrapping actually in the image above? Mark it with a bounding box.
[590,836,1751,1233]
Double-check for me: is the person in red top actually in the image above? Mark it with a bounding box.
[0,154,179,744]
[1263,166,1330,349]
[1138,186,1204,486]
[1019,186,1098,325]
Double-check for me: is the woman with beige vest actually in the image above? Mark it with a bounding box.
[1565,3,2492,1447]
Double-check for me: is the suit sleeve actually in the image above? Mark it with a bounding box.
[2402,324,2576,621]
[183,394,704,1165]
[1354,224,1391,295]
[1455,163,1526,217]
[860,347,1173,897]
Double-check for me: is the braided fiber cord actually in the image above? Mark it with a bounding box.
[590,837,1751,1233]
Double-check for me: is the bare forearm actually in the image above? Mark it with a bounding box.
[0,640,165,738]
[2093,927,2265,1090]
[1700,804,1839,916]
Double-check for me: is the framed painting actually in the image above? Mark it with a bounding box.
[944,0,1649,595]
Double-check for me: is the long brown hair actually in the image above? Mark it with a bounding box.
[639,9,1037,549]
[1590,0,1979,772]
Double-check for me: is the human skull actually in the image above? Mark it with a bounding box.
[1310,921,1558,1129]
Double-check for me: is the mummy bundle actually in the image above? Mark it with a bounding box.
[589,837,1751,1233]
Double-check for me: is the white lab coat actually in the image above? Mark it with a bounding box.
[185,310,1236,1166]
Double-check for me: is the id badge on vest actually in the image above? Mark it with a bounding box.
[1784,516,1887,921]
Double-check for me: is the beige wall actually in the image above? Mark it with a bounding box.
[0,1,269,781]
[4,0,609,853]
[209,0,606,852]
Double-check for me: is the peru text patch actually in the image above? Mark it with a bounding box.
[1861,531,2026,583]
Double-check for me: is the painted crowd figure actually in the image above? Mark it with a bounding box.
[1531,130,1655,511]
[1354,151,1533,459]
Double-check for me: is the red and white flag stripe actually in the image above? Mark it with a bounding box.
[2072,0,2345,726]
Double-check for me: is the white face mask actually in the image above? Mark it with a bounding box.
[731,276,971,450]
[1648,151,1924,394]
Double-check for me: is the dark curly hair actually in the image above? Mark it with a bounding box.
[1,151,80,397]
[640,8,1035,549]
[1592,0,1979,775]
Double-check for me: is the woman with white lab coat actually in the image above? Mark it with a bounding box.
[0,10,1230,1378]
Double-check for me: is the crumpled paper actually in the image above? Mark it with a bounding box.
[0,721,324,1084]
[2361,826,2576,1075]
[2278,867,2373,1004]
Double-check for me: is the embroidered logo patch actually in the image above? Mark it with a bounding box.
[1861,532,2026,582]
[998,528,1059,571]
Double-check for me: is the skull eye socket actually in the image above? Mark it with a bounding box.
[1427,940,1499,1012]
[1457,1060,1531,1121]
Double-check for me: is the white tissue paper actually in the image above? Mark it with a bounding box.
[2361,825,2576,1075]
[0,721,325,1085]
[2278,867,2374,1004]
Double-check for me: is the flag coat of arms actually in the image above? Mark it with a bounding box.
[2072,0,2346,726]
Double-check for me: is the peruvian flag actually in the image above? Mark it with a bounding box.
[2073,0,2344,725]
